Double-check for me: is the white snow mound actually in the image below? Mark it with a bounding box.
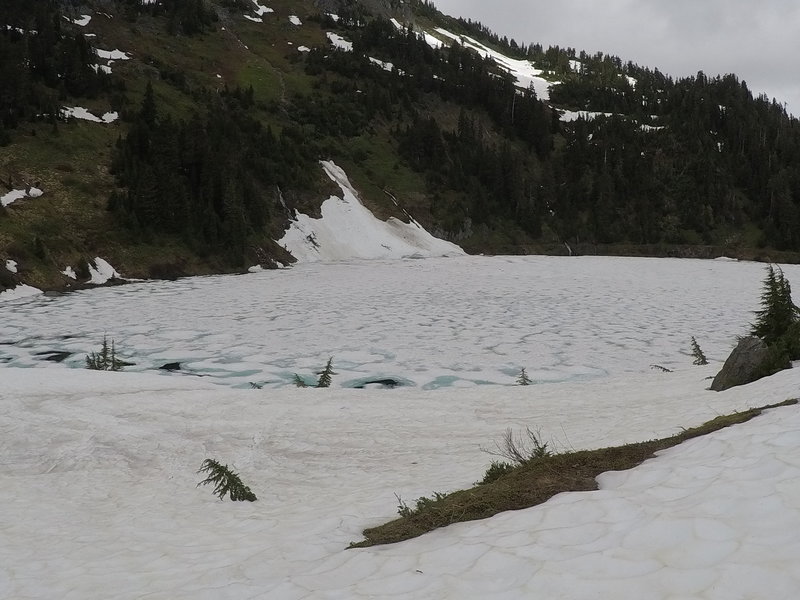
[88,257,122,284]
[62,107,118,123]
[278,161,463,262]
[326,32,353,52]
[95,48,130,60]
[1,189,28,207]
[0,284,42,302]
[1,187,43,207]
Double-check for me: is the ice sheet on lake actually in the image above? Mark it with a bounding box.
[0,255,781,389]
[4,256,800,596]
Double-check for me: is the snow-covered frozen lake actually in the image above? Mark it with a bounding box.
[0,255,779,388]
[3,255,800,599]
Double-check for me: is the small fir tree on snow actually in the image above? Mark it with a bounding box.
[751,265,799,346]
[85,335,126,371]
[690,336,708,365]
[293,373,308,388]
[197,458,257,502]
[516,367,532,385]
[316,357,337,388]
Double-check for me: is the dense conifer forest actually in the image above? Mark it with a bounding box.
[3,0,800,287]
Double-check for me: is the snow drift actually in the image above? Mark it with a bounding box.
[278,161,464,262]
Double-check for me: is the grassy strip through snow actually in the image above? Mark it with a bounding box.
[350,399,798,548]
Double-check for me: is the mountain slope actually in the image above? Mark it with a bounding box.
[2,0,800,292]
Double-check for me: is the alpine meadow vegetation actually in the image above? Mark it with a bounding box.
[350,400,797,548]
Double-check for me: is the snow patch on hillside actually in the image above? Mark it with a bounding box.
[64,14,92,27]
[244,0,273,20]
[288,15,302,26]
[96,48,130,61]
[251,0,273,16]
[1,189,27,207]
[1,187,43,207]
[559,109,615,122]
[278,161,463,262]
[88,258,122,284]
[326,32,353,51]
[433,27,554,99]
[390,18,443,49]
[369,57,394,72]
[5,260,17,273]
[61,107,118,123]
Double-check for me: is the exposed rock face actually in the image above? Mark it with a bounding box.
[710,336,779,391]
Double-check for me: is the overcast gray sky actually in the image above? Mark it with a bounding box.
[431,0,800,117]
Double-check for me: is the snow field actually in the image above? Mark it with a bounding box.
[1,362,799,598]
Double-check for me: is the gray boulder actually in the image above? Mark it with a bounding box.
[710,336,785,391]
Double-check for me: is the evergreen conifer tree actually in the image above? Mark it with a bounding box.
[197,458,257,502]
[751,265,799,345]
[316,357,336,388]
[690,336,708,365]
[293,373,308,388]
[516,367,532,385]
[85,335,126,371]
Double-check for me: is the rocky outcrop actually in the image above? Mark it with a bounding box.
[710,336,787,391]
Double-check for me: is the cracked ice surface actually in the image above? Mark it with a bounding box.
[0,255,779,389]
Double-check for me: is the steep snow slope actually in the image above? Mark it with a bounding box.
[278,161,464,262]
